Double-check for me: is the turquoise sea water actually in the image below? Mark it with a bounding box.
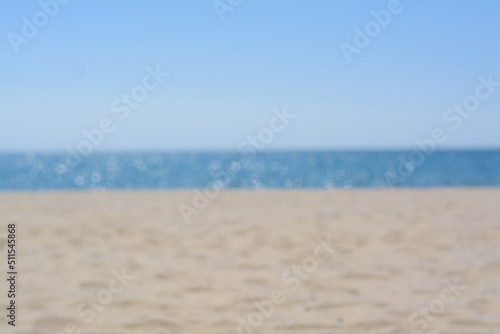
[0,150,499,190]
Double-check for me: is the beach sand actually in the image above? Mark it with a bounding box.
[0,189,499,334]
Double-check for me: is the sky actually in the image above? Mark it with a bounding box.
[0,0,499,152]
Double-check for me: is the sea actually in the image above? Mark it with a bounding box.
[0,150,499,191]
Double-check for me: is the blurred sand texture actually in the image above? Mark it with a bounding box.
[0,189,499,334]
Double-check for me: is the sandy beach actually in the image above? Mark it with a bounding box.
[0,189,499,334]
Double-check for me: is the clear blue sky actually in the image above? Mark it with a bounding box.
[1,0,499,151]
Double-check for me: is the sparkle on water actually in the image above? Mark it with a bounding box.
[0,151,498,190]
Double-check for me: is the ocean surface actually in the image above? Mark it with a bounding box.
[0,150,499,190]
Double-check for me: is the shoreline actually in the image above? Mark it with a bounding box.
[1,186,499,192]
